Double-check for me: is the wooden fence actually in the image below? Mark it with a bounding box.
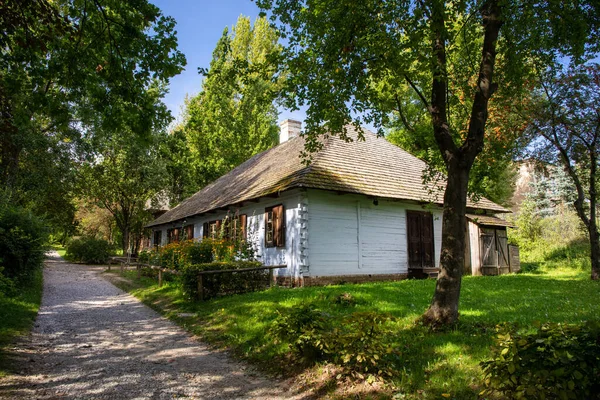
[108,257,286,300]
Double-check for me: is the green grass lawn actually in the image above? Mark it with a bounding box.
[0,269,44,377]
[106,266,599,399]
[50,244,66,258]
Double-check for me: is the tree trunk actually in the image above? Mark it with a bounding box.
[590,226,600,280]
[420,0,502,327]
[421,162,470,326]
[122,227,130,255]
[588,151,599,280]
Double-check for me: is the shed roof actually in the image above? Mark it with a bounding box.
[147,126,508,228]
[467,214,515,228]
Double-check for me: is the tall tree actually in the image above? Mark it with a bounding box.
[0,0,185,231]
[526,64,600,280]
[180,16,281,194]
[256,0,600,325]
[79,130,168,254]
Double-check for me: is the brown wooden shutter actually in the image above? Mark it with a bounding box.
[239,214,247,240]
[274,205,285,247]
[421,213,434,268]
[184,224,194,240]
[202,222,209,238]
[407,212,422,269]
[407,211,434,269]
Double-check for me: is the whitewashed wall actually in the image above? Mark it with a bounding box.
[306,190,443,277]
[151,190,304,279]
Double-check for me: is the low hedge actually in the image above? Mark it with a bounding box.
[181,261,264,300]
[65,237,113,264]
[480,321,600,399]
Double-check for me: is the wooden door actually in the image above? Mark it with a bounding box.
[480,228,496,268]
[496,229,509,268]
[407,211,435,269]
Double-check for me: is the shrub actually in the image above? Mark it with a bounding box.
[0,205,48,282]
[480,322,600,399]
[270,306,399,380]
[326,312,398,380]
[0,267,16,298]
[271,304,331,365]
[181,261,264,300]
[65,237,113,264]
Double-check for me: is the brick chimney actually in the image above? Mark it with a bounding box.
[279,119,302,143]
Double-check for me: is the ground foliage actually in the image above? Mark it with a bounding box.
[271,305,399,381]
[481,322,600,399]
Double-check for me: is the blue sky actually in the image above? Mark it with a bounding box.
[152,0,305,125]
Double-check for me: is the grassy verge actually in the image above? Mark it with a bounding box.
[0,268,44,377]
[49,244,66,258]
[105,265,599,399]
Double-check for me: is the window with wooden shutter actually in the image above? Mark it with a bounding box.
[229,214,248,242]
[167,228,181,244]
[265,205,284,247]
[239,214,247,241]
[204,220,221,239]
[184,224,194,240]
[153,230,162,248]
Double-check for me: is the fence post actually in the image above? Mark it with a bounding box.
[137,265,141,279]
[158,269,163,287]
[108,258,112,272]
[120,261,124,274]
[197,274,204,301]
[269,268,274,288]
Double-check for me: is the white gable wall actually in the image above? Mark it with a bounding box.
[150,190,304,279]
[306,190,442,277]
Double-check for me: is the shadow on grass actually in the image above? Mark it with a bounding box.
[107,268,600,399]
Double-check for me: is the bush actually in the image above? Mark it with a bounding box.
[139,238,255,271]
[326,312,398,380]
[270,306,399,380]
[271,304,331,365]
[181,261,264,300]
[0,205,48,282]
[0,267,16,298]
[480,322,600,399]
[65,237,113,264]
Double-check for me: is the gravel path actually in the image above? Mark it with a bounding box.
[0,253,305,399]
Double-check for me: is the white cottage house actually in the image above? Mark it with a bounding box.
[146,120,513,286]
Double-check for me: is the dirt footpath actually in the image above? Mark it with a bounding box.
[0,253,305,399]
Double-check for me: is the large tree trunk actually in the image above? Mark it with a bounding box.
[421,162,470,326]
[420,0,502,327]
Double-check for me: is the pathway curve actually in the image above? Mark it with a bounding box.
[0,253,305,399]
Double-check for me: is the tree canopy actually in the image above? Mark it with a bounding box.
[256,0,600,325]
[172,15,282,201]
[526,64,600,280]
[0,0,186,234]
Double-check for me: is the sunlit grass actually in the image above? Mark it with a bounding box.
[106,263,600,399]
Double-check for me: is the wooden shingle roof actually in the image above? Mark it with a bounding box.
[147,126,508,227]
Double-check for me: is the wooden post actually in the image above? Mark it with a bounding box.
[120,261,124,274]
[158,269,163,287]
[197,274,204,301]
[108,258,112,272]
[137,265,141,279]
[269,268,274,288]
